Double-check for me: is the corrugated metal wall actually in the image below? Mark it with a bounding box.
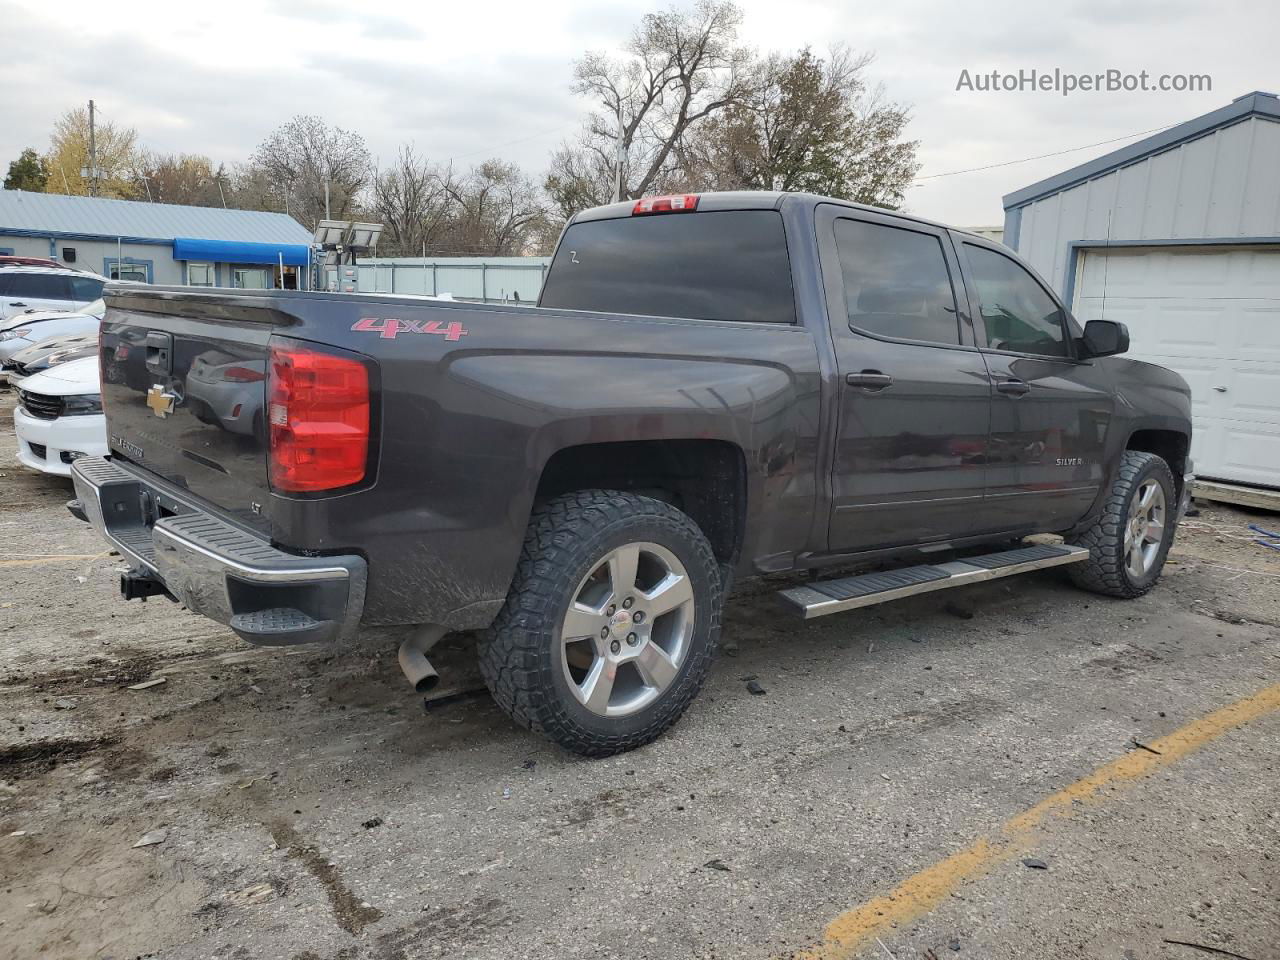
[355,257,551,303]
[1013,117,1280,293]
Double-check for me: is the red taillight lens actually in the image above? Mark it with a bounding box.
[223,365,265,383]
[632,194,699,215]
[268,343,370,493]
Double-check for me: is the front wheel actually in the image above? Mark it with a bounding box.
[478,490,722,756]
[1068,450,1177,598]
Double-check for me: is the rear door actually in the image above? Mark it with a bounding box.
[816,205,993,553]
[1,272,74,319]
[957,239,1113,530]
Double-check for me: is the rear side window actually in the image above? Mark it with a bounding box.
[963,244,1070,358]
[539,210,796,324]
[835,219,960,345]
[69,276,105,301]
[6,273,72,300]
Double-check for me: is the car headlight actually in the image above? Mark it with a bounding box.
[0,328,32,341]
[61,394,103,416]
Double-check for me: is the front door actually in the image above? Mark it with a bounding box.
[817,206,993,553]
[957,239,1113,531]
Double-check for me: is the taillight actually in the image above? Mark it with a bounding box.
[632,194,699,215]
[223,365,265,382]
[267,343,370,493]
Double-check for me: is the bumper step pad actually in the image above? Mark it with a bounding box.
[779,543,1089,619]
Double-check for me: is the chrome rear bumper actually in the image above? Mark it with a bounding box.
[70,456,366,645]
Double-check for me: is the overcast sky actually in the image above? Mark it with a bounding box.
[3,0,1276,226]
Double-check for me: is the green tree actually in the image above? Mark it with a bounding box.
[679,47,919,208]
[4,148,50,192]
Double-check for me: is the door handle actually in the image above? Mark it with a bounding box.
[846,371,894,390]
[995,378,1031,397]
[1213,385,1227,393]
[9,302,26,308]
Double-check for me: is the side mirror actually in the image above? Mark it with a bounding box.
[1081,319,1129,358]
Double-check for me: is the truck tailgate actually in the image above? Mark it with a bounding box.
[99,293,275,530]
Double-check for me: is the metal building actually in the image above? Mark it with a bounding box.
[0,189,313,288]
[1003,91,1280,489]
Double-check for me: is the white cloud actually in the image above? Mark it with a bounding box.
[2,0,1275,226]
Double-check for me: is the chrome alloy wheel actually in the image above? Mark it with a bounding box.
[1124,479,1167,578]
[559,542,695,718]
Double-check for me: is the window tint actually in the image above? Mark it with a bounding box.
[7,273,72,300]
[964,244,1069,357]
[835,219,960,345]
[69,276,104,301]
[539,210,796,324]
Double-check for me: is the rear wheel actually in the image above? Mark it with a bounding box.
[1068,451,1177,598]
[478,490,722,756]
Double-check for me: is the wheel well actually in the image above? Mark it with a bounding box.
[1126,429,1190,495]
[535,440,747,568]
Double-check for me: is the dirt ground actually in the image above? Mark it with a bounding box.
[1,388,1278,960]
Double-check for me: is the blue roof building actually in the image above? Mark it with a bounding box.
[0,189,313,288]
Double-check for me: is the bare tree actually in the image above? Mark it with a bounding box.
[133,151,224,206]
[444,160,548,256]
[371,146,454,256]
[557,0,751,208]
[248,116,370,227]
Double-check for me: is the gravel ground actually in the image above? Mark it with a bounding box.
[1,388,1277,960]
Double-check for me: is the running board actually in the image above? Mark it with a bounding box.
[778,543,1089,620]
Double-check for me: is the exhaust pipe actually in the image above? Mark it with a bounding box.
[398,625,446,693]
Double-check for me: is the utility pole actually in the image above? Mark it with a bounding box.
[324,176,332,221]
[87,99,98,197]
[216,175,226,208]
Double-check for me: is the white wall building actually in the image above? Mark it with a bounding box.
[1003,91,1280,489]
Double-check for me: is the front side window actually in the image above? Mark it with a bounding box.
[539,210,796,324]
[964,244,1070,358]
[69,276,105,301]
[835,219,960,345]
[188,263,214,287]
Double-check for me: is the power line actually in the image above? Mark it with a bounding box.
[911,122,1179,183]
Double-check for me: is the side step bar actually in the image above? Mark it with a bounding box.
[778,543,1089,620]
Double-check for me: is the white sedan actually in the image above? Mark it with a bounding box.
[0,299,105,371]
[13,355,107,476]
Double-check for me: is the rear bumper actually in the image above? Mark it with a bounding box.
[70,456,367,646]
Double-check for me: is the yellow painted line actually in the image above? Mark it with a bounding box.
[793,681,1280,960]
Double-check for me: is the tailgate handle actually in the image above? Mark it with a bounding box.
[145,331,174,375]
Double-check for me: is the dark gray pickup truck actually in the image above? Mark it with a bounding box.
[71,191,1193,755]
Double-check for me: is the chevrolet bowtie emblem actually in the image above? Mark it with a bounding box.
[146,384,176,418]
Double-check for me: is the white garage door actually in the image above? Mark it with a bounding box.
[1073,245,1280,488]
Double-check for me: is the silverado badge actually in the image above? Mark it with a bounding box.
[146,384,176,418]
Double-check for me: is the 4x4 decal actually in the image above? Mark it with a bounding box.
[351,317,468,341]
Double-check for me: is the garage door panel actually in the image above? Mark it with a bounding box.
[1194,418,1280,488]
[1072,245,1280,486]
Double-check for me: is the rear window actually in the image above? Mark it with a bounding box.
[69,276,105,301]
[539,210,796,324]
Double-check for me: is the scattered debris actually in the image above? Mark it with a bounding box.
[249,684,264,695]
[520,759,536,771]
[501,787,512,800]
[925,949,939,960]
[949,939,961,952]
[133,828,169,848]
[1162,940,1257,960]
[53,697,77,710]
[1211,609,1248,625]
[943,602,974,620]
[226,882,277,906]
[1020,857,1048,870]
[9,830,27,837]
[745,679,767,696]
[361,817,383,830]
[1130,739,1163,756]
[702,859,731,872]
[127,677,167,691]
